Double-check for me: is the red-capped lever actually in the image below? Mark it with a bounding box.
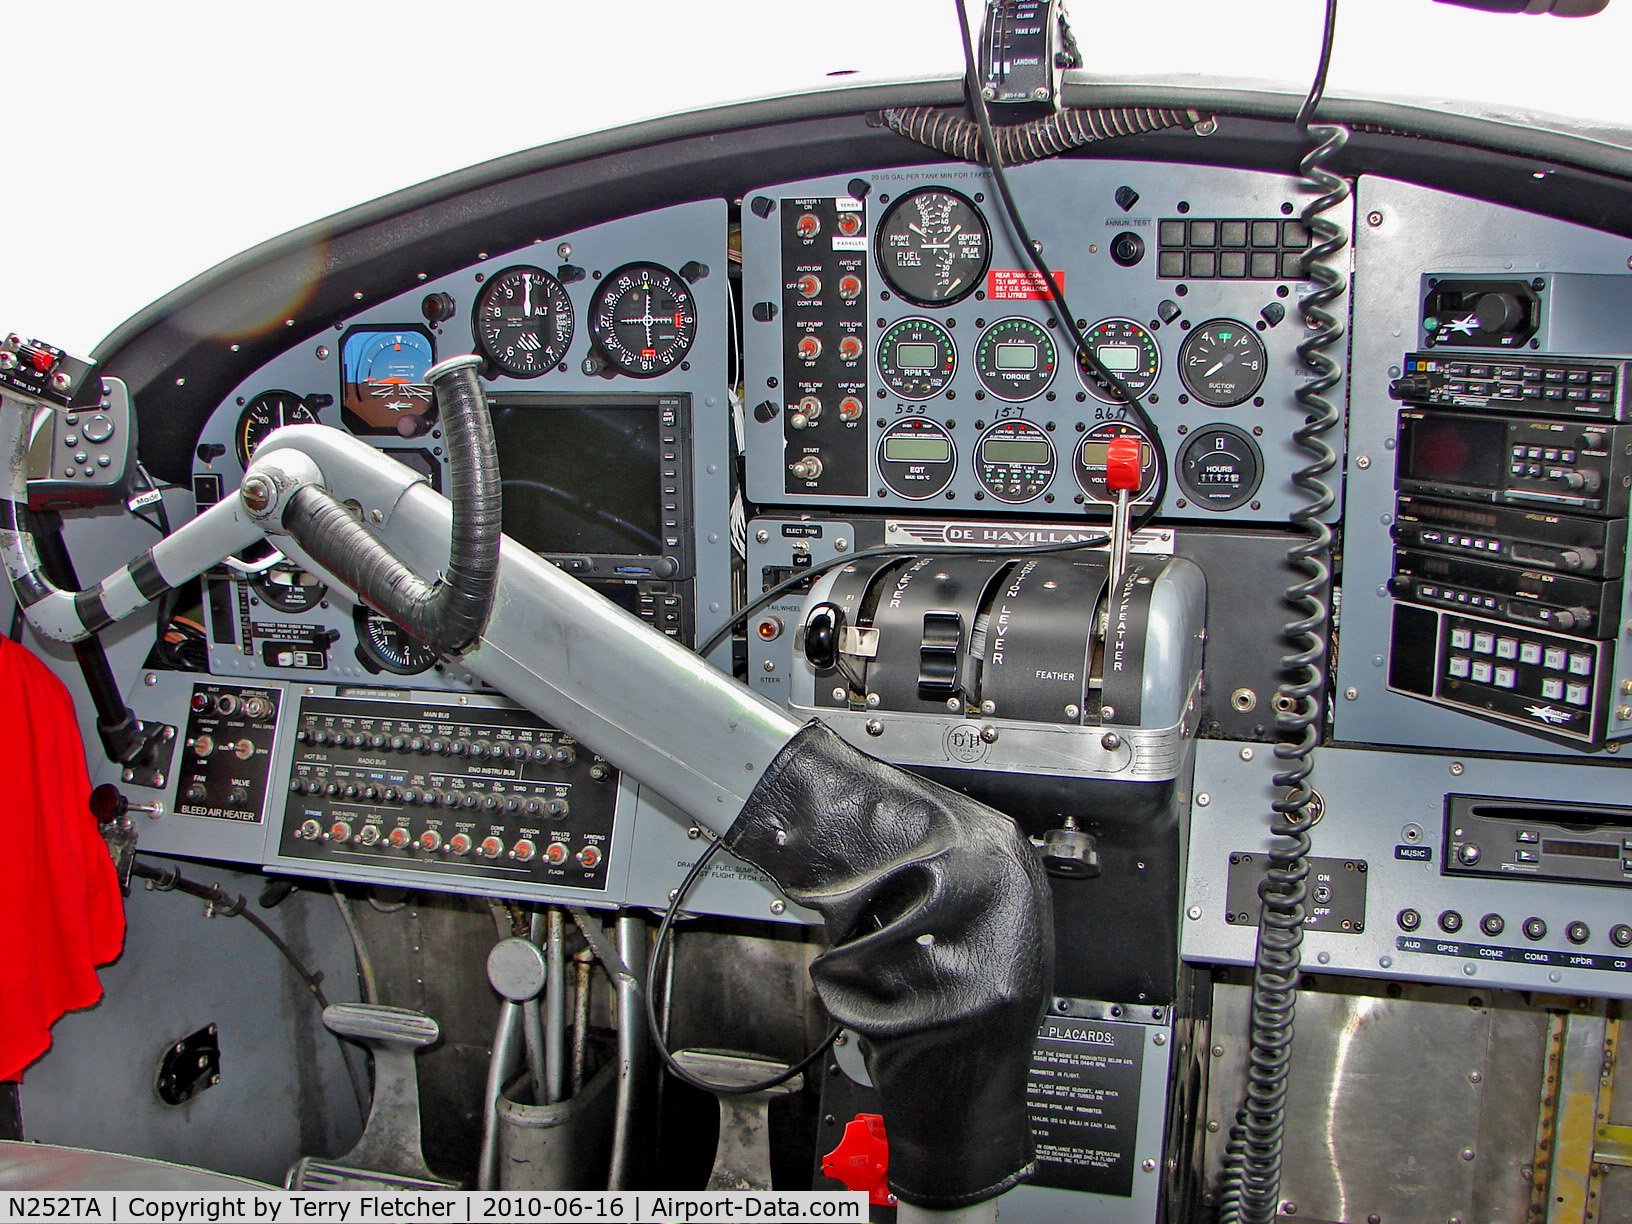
[1106,435,1142,493]
[821,1113,894,1205]
[1104,434,1143,624]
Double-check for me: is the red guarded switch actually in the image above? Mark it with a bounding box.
[821,1112,894,1205]
[1106,434,1142,493]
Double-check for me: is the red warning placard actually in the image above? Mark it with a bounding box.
[987,269,1065,300]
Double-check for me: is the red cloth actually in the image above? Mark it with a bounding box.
[0,636,126,1080]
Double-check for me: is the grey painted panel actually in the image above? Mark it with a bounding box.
[19,866,363,1184]
[1335,174,1632,758]
[1184,739,1632,999]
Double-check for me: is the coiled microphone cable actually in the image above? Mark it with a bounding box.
[1216,2,1347,1221]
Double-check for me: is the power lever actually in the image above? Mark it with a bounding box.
[1105,435,1142,599]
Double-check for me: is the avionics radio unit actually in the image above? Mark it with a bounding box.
[1395,410,1632,517]
[1387,411,1632,745]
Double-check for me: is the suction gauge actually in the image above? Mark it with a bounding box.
[975,317,1055,402]
[589,262,697,377]
[875,187,990,307]
[236,391,320,467]
[1078,319,1160,404]
[1179,319,1267,407]
[354,607,437,676]
[473,266,574,378]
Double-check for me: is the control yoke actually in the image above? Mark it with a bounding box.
[0,344,1053,1211]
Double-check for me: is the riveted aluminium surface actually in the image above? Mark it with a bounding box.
[1203,975,1549,1224]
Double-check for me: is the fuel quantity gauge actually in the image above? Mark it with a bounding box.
[976,419,1054,503]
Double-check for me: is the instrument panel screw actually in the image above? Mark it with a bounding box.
[1281,1204,1296,1216]
[557,243,572,260]
[1450,762,1465,776]
[122,768,135,783]
[866,720,883,737]
[769,899,786,915]
[1355,454,1371,470]
[1208,1120,1221,1133]
[1240,747,1254,761]
[144,673,158,686]
[1189,906,1204,920]
[1345,687,1359,701]
[1141,1159,1156,1173]
[1031,87,1051,101]
[982,725,1000,744]
[1469,1071,1482,1083]
[1153,1033,1165,1045]
[1101,705,1115,720]
[981,700,996,715]
[866,693,880,708]
[1065,704,1080,719]
[982,86,996,100]
[1460,1149,1476,1162]
[755,529,769,544]
[1367,211,1385,227]
[835,538,850,553]
[240,475,275,514]
[1101,732,1121,750]
[51,371,73,392]
[1196,794,1211,807]
[315,346,330,361]
[832,688,847,703]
